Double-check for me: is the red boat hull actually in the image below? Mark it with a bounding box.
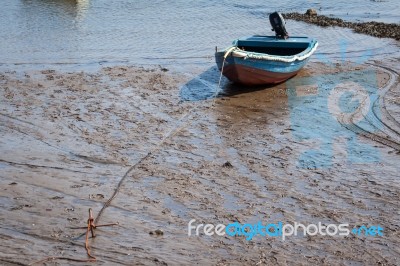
[222,64,299,86]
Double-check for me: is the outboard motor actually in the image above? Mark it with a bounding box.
[269,12,289,39]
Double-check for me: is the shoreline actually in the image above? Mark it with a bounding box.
[283,12,400,40]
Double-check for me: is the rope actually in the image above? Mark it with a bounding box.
[94,111,190,225]
[95,47,238,224]
[32,49,231,265]
[229,41,319,63]
[31,128,187,264]
[217,46,236,90]
[217,59,226,90]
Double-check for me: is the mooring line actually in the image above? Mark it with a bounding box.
[32,55,229,264]
[94,111,191,225]
[89,56,237,259]
[95,49,237,224]
[217,46,236,91]
[217,59,226,90]
[30,92,194,266]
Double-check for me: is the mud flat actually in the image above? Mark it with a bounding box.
[1,61,400,265]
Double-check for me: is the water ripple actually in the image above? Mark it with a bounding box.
[0,0,398,67]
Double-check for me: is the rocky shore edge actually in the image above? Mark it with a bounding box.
[283,11,400,41]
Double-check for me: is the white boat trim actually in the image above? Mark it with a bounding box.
[225,41,319,63]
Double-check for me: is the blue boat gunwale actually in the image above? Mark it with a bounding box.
[231,35,318,59]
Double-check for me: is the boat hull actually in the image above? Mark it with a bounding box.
[218,59,303,86]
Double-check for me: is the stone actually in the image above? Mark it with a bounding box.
[306,9,317,16]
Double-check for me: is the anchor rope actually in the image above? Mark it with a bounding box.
[217,46,237,91]
[32,47,234,265]
[95,49,234,224]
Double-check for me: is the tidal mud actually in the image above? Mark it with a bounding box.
[0,61,399,265]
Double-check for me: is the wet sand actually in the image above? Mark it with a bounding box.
[1,61,400,265]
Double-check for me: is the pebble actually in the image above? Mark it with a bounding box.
[149,229,164,236]
[222,161,233,168]
[305,9,317,16]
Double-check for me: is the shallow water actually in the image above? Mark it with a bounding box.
[0,0,399,69]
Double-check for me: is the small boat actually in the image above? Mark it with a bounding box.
[215,12,318,86]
